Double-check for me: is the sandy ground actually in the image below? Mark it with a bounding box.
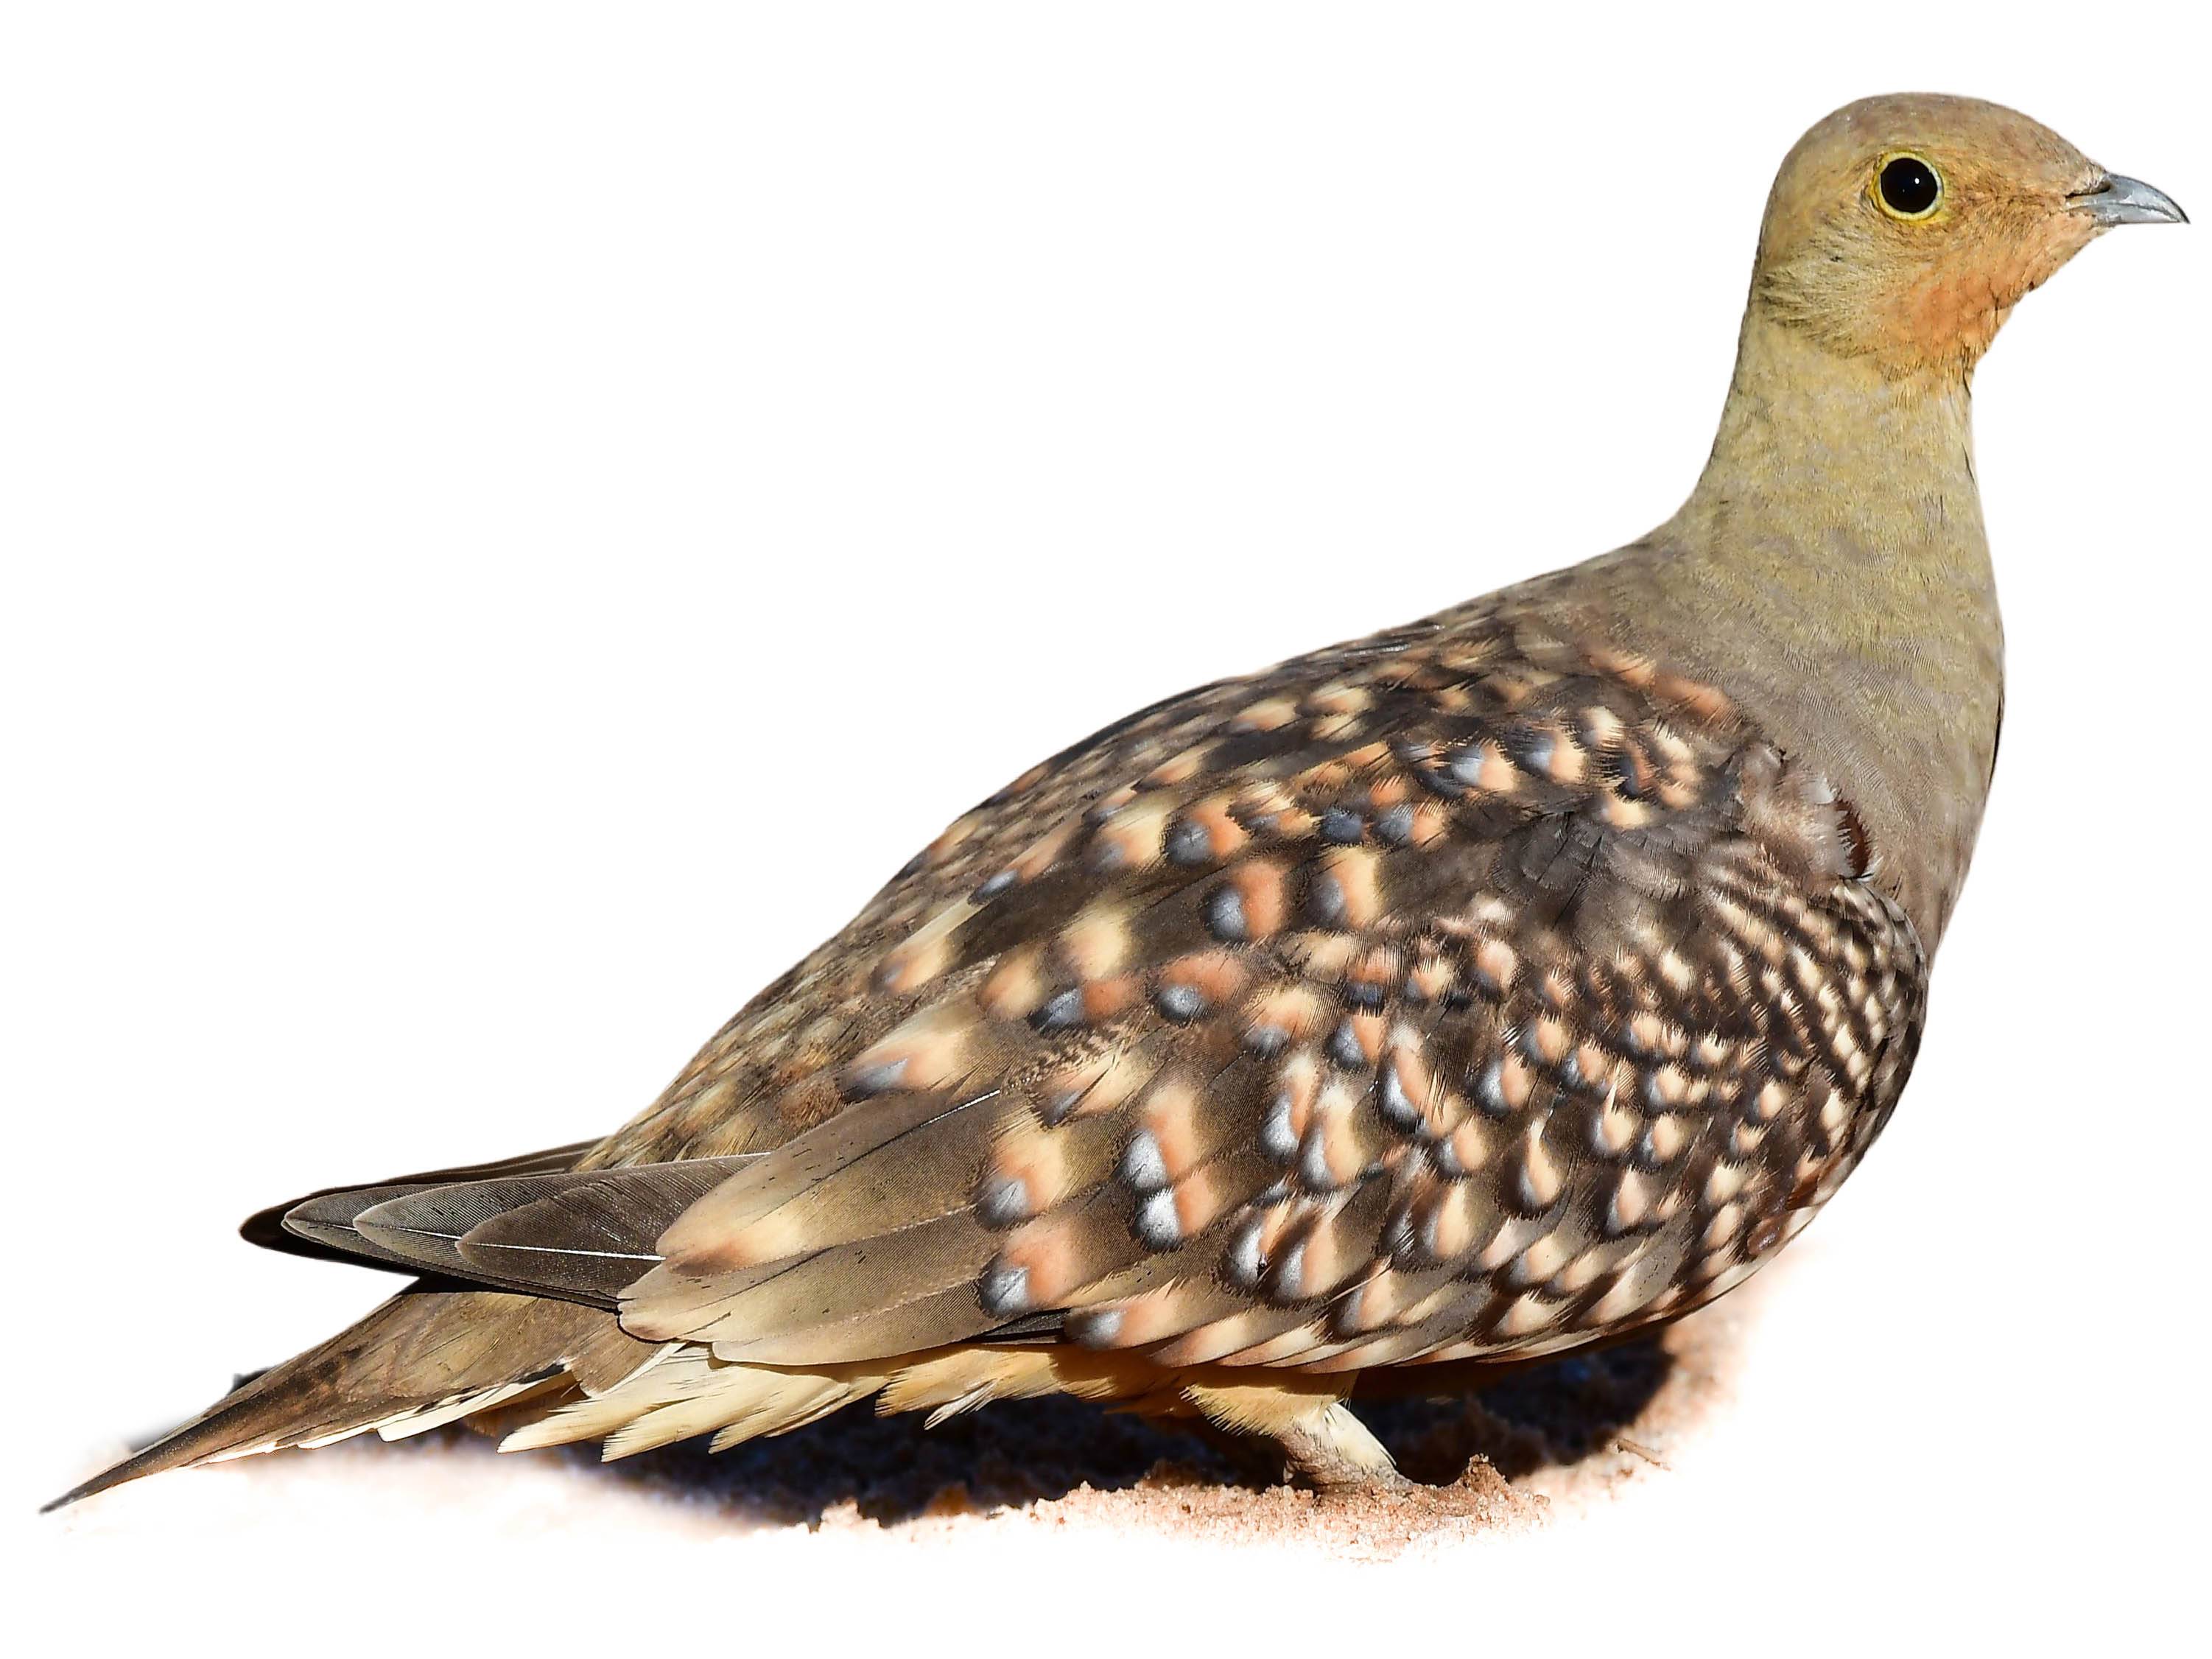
[40,1260,1761,1564]
[23,1231,2197,1653]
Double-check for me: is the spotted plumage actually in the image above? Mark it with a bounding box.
[52,92,2184,1509]
[589,602,1923,1390]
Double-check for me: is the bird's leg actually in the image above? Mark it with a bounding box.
[1179,1378,1410,1492]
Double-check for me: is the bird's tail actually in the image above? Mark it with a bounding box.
[44,1283,654,1510]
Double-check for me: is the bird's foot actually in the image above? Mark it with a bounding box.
[1179,1379,1410,1493]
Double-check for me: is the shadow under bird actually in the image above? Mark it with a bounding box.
[52,93,2185,1507]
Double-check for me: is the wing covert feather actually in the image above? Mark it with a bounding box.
[585,606,1928,1370]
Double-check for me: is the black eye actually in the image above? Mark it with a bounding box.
[1878,154,1942,219]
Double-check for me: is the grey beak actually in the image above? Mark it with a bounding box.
[2070,174,2188,226]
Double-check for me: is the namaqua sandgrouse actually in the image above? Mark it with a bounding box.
[55,94,2185,1505]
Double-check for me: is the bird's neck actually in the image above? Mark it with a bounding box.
[1577,311,2006,944]
[1681,309,1992,587]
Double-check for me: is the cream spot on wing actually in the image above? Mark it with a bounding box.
[979,944,1048,1021]
[1704,1157,1749,1206]
[1142,743,1213,788]
[1419,1180,1481,1262]
[1227,695,1299,733]
[1510,1119,1564,1210]
[1308,846,1383,929]
[1606,1168,1657,1234]
[1007,820,1078,884]
[1223,857,1290,939]
[1060,905,1134,982]
[1440,1115,1495,1179]
[1515,1230,1573,1286]
[1137,1076,1208,1181]
[1091,794,1176,871]
[1495,1291,1558,1339]
[1591,1080,1638,1155]
[842,1000,975,1097]
[874,898,980,995]
[1472,937,1519,998]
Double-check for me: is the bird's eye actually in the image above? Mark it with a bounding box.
[1876,154,1943,220]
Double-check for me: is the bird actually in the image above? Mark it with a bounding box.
[52,92,2185,1509]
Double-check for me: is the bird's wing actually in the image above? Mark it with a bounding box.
[331,603,1928,1372]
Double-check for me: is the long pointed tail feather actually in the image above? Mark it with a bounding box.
[45,1283,649,1510]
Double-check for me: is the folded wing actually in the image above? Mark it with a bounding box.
[270,606,1925,1379]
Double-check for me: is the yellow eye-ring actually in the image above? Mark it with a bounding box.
[1875,152,1944,220]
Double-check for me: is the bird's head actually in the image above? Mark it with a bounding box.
[1749,92,2184,377]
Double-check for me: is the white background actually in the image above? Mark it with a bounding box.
[6,2,2205,1651]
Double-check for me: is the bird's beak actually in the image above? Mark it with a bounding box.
[2069,174,2188,226]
